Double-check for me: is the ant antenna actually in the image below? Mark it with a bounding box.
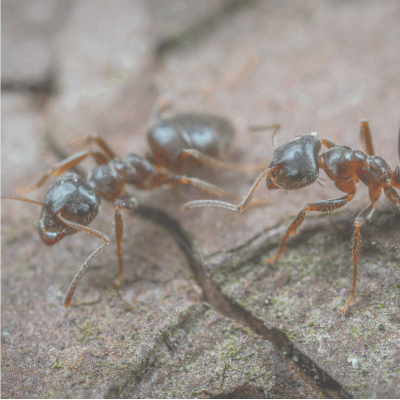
[1,194,43,206]
[57,213,109,308]
[248,124,281,150]
[182,166,277,212]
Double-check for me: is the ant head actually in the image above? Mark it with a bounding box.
[267,133,321,190]
[39,173,100,245]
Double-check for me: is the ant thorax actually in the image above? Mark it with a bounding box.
[87,161,125,202]
[267,135,321,190]
[319,147,367,181]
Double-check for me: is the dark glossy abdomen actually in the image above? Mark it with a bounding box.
[147,112,235,171]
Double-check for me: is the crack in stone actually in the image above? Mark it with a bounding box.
[136,205,351,398]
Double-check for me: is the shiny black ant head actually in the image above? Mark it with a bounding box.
[39,173,100,245]
[267,133,321,190]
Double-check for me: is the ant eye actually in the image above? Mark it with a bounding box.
[77,204,90,217]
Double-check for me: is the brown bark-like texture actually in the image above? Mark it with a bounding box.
[2,0,400,397]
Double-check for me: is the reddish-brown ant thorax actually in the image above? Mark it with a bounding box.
[39,173,100,245]
[267,134,321,190]
[319,147,367,181]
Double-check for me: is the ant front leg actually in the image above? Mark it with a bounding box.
[113,196,138,286]
[267,183,356,264]
[19,150,110,194]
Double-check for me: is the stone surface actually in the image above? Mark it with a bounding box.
[2,0,400,398]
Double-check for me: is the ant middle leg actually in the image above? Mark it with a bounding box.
[267,180,357,264]
[19,150,110,194]
[113,196,138,287]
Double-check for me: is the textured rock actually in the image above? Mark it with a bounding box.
[2,0,400,398]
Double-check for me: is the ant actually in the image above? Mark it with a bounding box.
[2,103,275,309]
[183,121,400,313]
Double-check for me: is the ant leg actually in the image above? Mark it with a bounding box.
[57,213,109,308]
[178,149,270,172]
[182,166,277,211]
[71,135,118,159]
[359,120,375,156]
[19,150,109,194]
[342,200,377,313]
[267,189,356,264]
[384,186,400,209]
[113,196,138,287]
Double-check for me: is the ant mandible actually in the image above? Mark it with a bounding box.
[183,121,400,313]
[2,102,274,309]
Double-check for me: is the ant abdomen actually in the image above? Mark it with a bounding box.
[147,112,235,171]
[40,173,100,245]
[267,134,321,190]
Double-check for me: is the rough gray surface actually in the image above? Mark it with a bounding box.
[2,0,400,398]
